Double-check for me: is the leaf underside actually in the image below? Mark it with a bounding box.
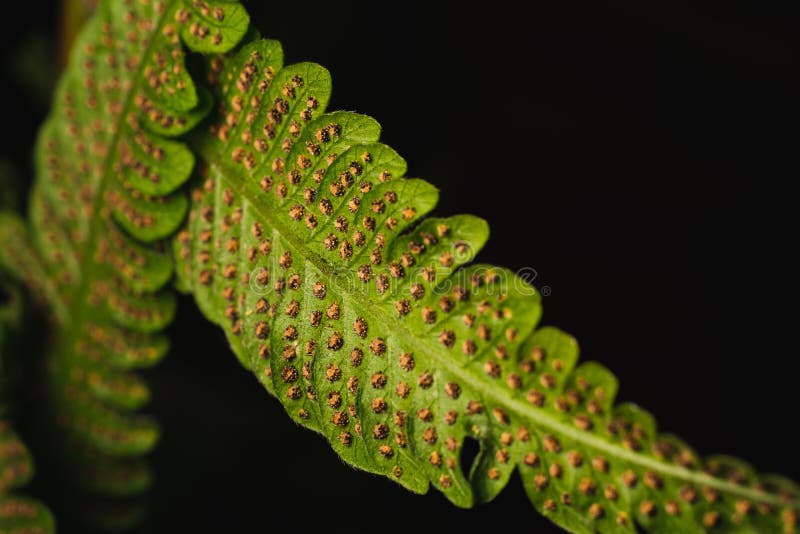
[0,0,248,526]
[174,37,800,533]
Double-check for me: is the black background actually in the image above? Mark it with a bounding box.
[2,1,799,532]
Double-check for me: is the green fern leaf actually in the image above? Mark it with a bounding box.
[1,0,248,521]
[175,37,800,533]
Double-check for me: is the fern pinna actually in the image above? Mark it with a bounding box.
[174,36,800,533]
[0,283,54,534]
[0,0,248,524]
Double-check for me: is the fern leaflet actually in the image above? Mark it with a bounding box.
[174,36,800,533]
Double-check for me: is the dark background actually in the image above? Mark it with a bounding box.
[2,1,799,532]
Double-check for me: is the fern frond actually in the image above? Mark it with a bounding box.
[0,283,54,534]
[0,0,248,523]
[175,37,800,533]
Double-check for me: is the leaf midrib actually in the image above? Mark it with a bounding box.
[208,158,795,509]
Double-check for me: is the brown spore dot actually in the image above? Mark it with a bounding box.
[371,371,387,389]
[350,348,363,367]
[484,361,501,378]
[327,391,342,408]
[418,371,433,389]
[369,337,386,355]
[395,381,410,398]
[574,414,593,431]
[376,274,389,294]
[282,345,297,361]
[372,423,389,440]
[371,398,388,414]
[665,501,680,516]
[679,485,697,504]
[604,484,618,501]
[592,456,609,473]
[285,300,300,317]
[254,321,269,339]
[388,261,404,278]
[496,449,510,464]
[549,464,563,479]
[621,470,638,488]
[410,283,425,300]
[332,411,349,427]
[477,324,491,341]
[353,317,368,338]
[543,435,561,453]
[422,427,437,444]
[567,450,583,467]
[735,499,752,516]
[325,364,342,382]
[703,487,720,503]
[439,330,456,349]
[313,281,327,298]
[639,500,656,517]
[282,325,298,341]
[327,332,344,351]
[588,503,604,520]
[462,340,477,356]
[644,471,663,490]
[281,366,298,383]
[444,382,461,399]
[326,301,341,319]
[324,233,338,250]
[492,408,509,425]
[357,264,372,282]
[539,373,556,389]
[466,400,483,415]
[421,306,437,324]
[395,299,411,316]
[347,376,359,393]
[702,511,720,528]
[579,478,596,495]
[399,352,415,371]
[523,453,539,467]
